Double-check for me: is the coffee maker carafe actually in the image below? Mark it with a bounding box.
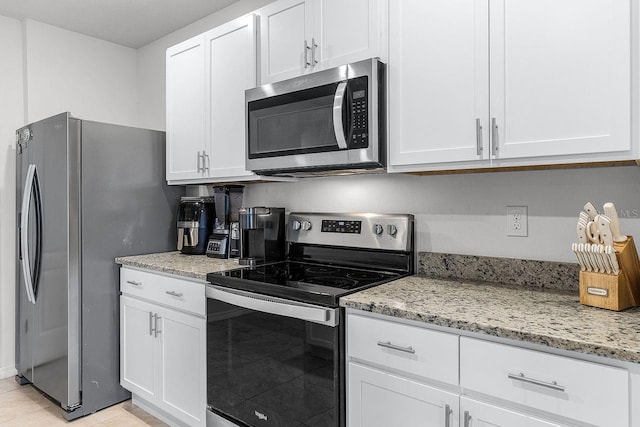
[239,207,285,266]
[177,197,215,255]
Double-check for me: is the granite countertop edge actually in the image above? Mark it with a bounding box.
[340,275,640,365]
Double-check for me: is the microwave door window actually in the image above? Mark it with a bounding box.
[248,83,344,158]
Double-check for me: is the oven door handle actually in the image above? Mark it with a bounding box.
[206,285,338,327]
[332,81,348,150]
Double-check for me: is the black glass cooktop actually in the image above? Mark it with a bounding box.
[207,261,404,307]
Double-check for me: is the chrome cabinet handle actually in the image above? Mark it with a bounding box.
[165,290,183,298]
[154,314,161,338]
[508,372,565,392]
[304,40,311,68]
[444,404,451,427]
[376,341,416,354]
[464,410,471,427]
[127,280,142,287]
[149,311,154,336]
[203,152,210,171]
[491,117,499,155]
[196,151,202,172]
[475,118,483,156]
[311,37,318,65]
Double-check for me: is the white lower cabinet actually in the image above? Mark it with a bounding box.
[347,311,633,427]
[120,268,206,427]
[460,397,565,427]
[349,362,458,427]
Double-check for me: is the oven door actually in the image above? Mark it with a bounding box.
[206,286,343,427]
[245,58,383,175]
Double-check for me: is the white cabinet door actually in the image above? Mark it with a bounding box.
[120,296,156,403]
[166,35,207,181]
[313,0,386,71]
[205,15,258,180]
[349,362,459,427]
[260,0,313,84]
[460,397,566,427]
[157,306,206,427]
[388,0,490,168]
[490,0,631,160]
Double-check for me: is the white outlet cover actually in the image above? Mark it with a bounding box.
[506,206,528,237]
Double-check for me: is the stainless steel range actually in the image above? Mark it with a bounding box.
[205,212,414,427]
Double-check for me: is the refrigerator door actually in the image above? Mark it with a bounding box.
[16,113,81,411]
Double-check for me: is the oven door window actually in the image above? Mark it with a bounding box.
[207,299,339,426]
[248,82,347,159]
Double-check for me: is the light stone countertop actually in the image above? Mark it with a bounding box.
[340,275,640,364]
[115,251,242,281]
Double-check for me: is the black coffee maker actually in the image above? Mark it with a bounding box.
[177,197,215,255]
[238,207,286,266]
[206,186,244,258]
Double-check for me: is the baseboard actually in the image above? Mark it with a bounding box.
[131,394,190,427]
[0,365,18,380]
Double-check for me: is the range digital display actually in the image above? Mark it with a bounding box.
[321,220,362,234]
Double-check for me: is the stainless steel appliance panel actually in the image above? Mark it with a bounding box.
[80,120,182,413]
[16,113,79,409]
[245,58,384,175]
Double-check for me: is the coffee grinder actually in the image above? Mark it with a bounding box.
[238,207,286,266]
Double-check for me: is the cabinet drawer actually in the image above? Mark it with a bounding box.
[120,268,158,299]
[460,337,629,427]
[347,314,458,385]
[155,275,205,316]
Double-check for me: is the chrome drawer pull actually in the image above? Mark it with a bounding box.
[127,280,142,287]
[165,290,184,298]
[444,404,451,427]
[508,372,565,392]
[376,341,415,354]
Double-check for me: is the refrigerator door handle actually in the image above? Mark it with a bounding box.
[20,164,42,305]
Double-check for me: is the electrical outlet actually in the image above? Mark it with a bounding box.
[506,206,528,237]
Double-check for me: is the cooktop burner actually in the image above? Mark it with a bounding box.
[207,260,404,306]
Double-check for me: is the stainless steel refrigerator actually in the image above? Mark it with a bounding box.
[15,112,183,420]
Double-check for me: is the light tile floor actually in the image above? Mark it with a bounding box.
[0,377,168,426]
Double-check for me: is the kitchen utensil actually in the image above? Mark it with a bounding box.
[586,217,602,244]
[577,219,588,244]
[603,202,627,243]
[590,244,605,273]
[572,243,587,271]
[606,245,620,275]
[578,243,593,271]
[583,202,599,220]
[597,215,614,246]
[596,244,612,274]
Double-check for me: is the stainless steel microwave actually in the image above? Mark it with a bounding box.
[245,58,385,176]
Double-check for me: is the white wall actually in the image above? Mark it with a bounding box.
[0,15,24,379]
[24,20,138,127]
[243,166,640,263]
[0,17,143,379]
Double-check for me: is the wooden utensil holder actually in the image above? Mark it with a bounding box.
[579,236,640,311]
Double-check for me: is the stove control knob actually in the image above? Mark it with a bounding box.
[388,224,398,237]
[373,224,384,235]
[292,220,302,231]
[302,221,312,231]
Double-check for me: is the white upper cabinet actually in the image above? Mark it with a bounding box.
[491,0,630,161]
[389,0,490,167]
[389,0,632,172]
[166,14,274,184]
[166,35,207,181]
[259,0,387,84]
[204,15,258,180]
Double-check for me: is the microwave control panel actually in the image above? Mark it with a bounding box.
[348,76,369,148]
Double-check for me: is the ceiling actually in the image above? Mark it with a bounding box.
[0,0,239,48]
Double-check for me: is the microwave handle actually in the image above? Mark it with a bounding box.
[332,81,348,149]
